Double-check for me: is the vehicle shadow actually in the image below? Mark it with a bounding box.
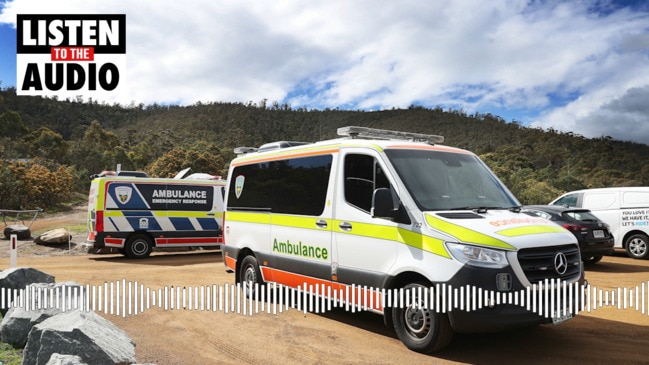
[586,255,649,273]
[316,307,649,364]
[90,250,223,267]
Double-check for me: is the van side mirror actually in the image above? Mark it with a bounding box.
[372,188,397,218]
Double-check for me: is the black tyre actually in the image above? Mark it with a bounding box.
[125,234,153,259]
[239,255,264,299]
[392,282,453,353]
[625,234,649,259]
[583,255,603,265]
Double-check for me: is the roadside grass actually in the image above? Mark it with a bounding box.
[32,223,87,237]
[0,341,22,365]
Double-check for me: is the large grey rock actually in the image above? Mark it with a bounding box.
[0,267,55,290]
[45,353,88,365]
[34,228,72,245]
[0,281,83,348]
[23,310,136,365]
[0,267,55,315]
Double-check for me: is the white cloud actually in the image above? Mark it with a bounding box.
[1,0,649,143]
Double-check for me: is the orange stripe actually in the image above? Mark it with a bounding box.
[225,255,236,271]
[260,266,384,311]
[231,148,339,166]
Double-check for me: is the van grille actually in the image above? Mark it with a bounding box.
[517,245,581,284]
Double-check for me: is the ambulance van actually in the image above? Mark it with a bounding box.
[87,173,226,258]
[550,187,649,259]
[222,126,584,353]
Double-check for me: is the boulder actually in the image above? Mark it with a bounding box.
[0,267,56,290]
[0,281,83,348]
[3,224,31,240]
[23,310,136,365]
[34,228,72,245]
[45,353,88,365]
[0,267,55,315]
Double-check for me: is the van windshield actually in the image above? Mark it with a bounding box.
[385,149,519,211]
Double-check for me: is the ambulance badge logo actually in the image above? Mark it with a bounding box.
[235,175,245,199]
[115,186,132,204]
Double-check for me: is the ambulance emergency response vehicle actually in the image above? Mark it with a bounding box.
[87,172,226,258]
[222,126,584,353]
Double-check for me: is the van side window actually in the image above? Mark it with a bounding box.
[227,155,333,216]
[552,193,578,208]
[344,154,390,213]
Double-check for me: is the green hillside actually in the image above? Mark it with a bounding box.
[1,87,648,209]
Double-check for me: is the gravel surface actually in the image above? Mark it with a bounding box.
[2,206,649,364]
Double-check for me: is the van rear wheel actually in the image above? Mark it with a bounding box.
[125,234,153,259]
[626,234,649,259]
[239,255,264,299]
[392,282,453,353]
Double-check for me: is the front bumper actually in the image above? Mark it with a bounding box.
[443,264,585,333]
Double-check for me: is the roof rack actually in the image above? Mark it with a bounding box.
[257,141,310,152]
[337,126,444,144]
[233,147,258,155]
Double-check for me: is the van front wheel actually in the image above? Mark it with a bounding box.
[626,234,649,259]
[392,282,453,353]
[239,255,264,298]
[125,234,153,259]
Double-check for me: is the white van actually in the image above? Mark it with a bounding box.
[222,126,584,353]
[550,187,649,259]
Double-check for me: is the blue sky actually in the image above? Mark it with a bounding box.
[1,0,649,144]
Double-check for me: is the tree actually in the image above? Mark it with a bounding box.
[0,111,28,138]
[20,127,69,160]
[147,148,224,178]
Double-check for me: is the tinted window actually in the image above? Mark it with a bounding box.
[564,210,601,223]
[228,155,332,216]
[344,154,391,213]
[551,193,578,208]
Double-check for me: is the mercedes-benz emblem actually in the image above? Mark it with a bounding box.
[554,252,568,275]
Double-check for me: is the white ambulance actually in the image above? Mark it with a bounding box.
[87,172,226,258]
[222,126,584,353]
[550,187,649,259]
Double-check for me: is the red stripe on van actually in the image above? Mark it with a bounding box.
[155,237,223,245]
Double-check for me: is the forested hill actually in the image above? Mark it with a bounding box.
[1,87,648,208]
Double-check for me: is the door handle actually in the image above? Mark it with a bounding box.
[316,219,328,228]
[339,222,352,231]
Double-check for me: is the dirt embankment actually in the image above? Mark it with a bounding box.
[1,208,649,364]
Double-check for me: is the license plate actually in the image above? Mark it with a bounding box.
[593,230,604,238]
[552,310,573,325]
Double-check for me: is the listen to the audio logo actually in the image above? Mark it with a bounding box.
[16,14,126,97]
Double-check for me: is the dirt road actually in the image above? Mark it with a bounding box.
[3,210,649,364]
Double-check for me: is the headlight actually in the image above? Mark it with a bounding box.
[446,242,509,268]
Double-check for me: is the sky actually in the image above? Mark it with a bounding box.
[1,0,649,144]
